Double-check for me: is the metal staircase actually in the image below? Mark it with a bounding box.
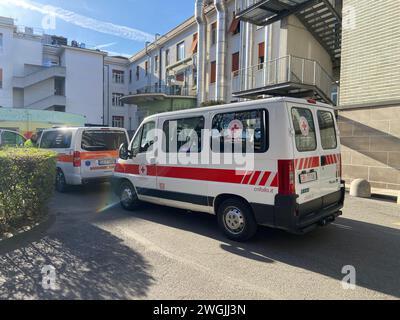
[236,0,342,63]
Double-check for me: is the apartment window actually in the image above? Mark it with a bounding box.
[112,70,125,84]
[112,93,124,107]
[210,61,216,84]
[0,33,4,52]
[54,78,65,96]
[0,68,3,89]
[192,33,198,54]
[129,69,132,83]
[177,41,185,61]
[232,52,240,76]
[112,116,125,128]
[229,12,240,35]
[165,49,170,66]
[258,42,265,69]
[176,72,184,82]
[145,61,149,76]
[154,56,159,73]
[136,66,140,80]
[211,22,217,45]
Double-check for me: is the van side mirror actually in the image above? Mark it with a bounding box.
[119,143,131,160]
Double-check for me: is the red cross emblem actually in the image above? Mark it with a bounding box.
[139,164,147,176]
[299,117,309,137]
[228,120,243,139]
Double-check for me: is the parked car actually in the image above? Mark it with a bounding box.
[0,129,26,147]
[113,97,345,241]
[38,127,129,192]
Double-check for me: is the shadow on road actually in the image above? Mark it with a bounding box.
[97,201,400,298]
[0,208,155,299]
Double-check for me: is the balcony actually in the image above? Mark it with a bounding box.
[232,55,337,105]
[13,66,66,89]
[25,95,66,110]
[235,0,342,63]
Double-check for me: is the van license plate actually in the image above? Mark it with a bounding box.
[300,172,317,184]
[98,159,116,166]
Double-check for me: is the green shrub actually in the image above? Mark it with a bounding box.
[0,148,57,234]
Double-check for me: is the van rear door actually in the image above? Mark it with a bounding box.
[315,107,341,198]
[289,104,322,204]
[79,128,128,179]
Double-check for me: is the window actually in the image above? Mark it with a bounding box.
[211,22,217,45]
[136,121,156,153]
[176,72,184,82]
[258,42,265,69]
[145,61,149,76]
[136,66,140,80]
[192,33,198,53]
[291,107,317,152]
[318,110,337,150]
[165,49,170,66]
[129,69,132,83]
[229,13,240,35]
[40,130,72,149]
[112,116,125,128]
[154,56,159,73]
[1,131,25,146]
[0,68,2,89]
[112,93,124,107]
[210,61,216,84]
[112,70,124,84]
[232,52,240,76]
[81,130,127,151]
[212,109,268,153]
[177,41,185,61]
[0,33,3,52]
[163,117,204,153]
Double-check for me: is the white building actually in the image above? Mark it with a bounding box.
[0,16,137,127]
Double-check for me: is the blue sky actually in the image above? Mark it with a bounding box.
[0,0,195,57]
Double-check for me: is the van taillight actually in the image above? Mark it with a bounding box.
[338,154,342,178]
[278,160,296,195]
[73,151,81,167]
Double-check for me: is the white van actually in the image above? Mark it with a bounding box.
[39,127,129,192]
[113,97,345,241]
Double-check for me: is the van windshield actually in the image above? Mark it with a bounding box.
[81,130,127,152]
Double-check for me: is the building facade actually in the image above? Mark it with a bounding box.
[338,0,400,191]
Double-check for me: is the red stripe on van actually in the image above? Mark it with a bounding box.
[270,173,279,188]
[259,171,272,186]
[250,171,261,185]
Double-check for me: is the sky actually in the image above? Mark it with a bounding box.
[0,0,195,57]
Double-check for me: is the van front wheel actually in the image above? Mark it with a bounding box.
[217,198,258,242]
[119,181,140,211]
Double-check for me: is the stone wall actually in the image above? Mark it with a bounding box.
[338,106,400,191]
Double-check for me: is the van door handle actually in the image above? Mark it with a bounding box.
[321,156,326,166]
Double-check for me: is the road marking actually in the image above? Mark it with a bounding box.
[332,223,353,230]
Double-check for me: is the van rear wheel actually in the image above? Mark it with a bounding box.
[217,198,258,242]
[119,181,140,211]
[55,169,68,193]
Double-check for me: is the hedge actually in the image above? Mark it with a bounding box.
[0,148,57,234]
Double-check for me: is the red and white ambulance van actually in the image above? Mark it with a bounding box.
[113,97,345,241]
[39,127,129,192]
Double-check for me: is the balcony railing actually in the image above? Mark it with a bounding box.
[136,85,195,97]
[232,55,337,103]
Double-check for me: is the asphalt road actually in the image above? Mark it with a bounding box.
[0,183,399,300]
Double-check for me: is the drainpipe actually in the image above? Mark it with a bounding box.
[214,0,227,102]
[195,0,207,106]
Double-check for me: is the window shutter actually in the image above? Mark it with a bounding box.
[258,42,265,58]
[191,33,198,53]
[232,52,240,74]
[210,61,216,83]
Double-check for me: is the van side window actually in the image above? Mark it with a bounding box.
[41,131,72,149]
[317,110,337,150]
[163,117,204,153]
[291,108,317,152]
[140,121,156,153]
[212,109,268,153]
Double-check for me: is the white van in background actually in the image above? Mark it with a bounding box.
[113,97,345,241]
[39,127,129,192]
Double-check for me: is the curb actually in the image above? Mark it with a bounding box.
[345,188,399,203]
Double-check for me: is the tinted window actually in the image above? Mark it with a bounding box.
[318,110,337,150]
[40,130,72,149]
[212,109,268,153]
[291,108,317,152]
[81,130,127,151]
[163,117,204,153]
[1,131,25,146]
